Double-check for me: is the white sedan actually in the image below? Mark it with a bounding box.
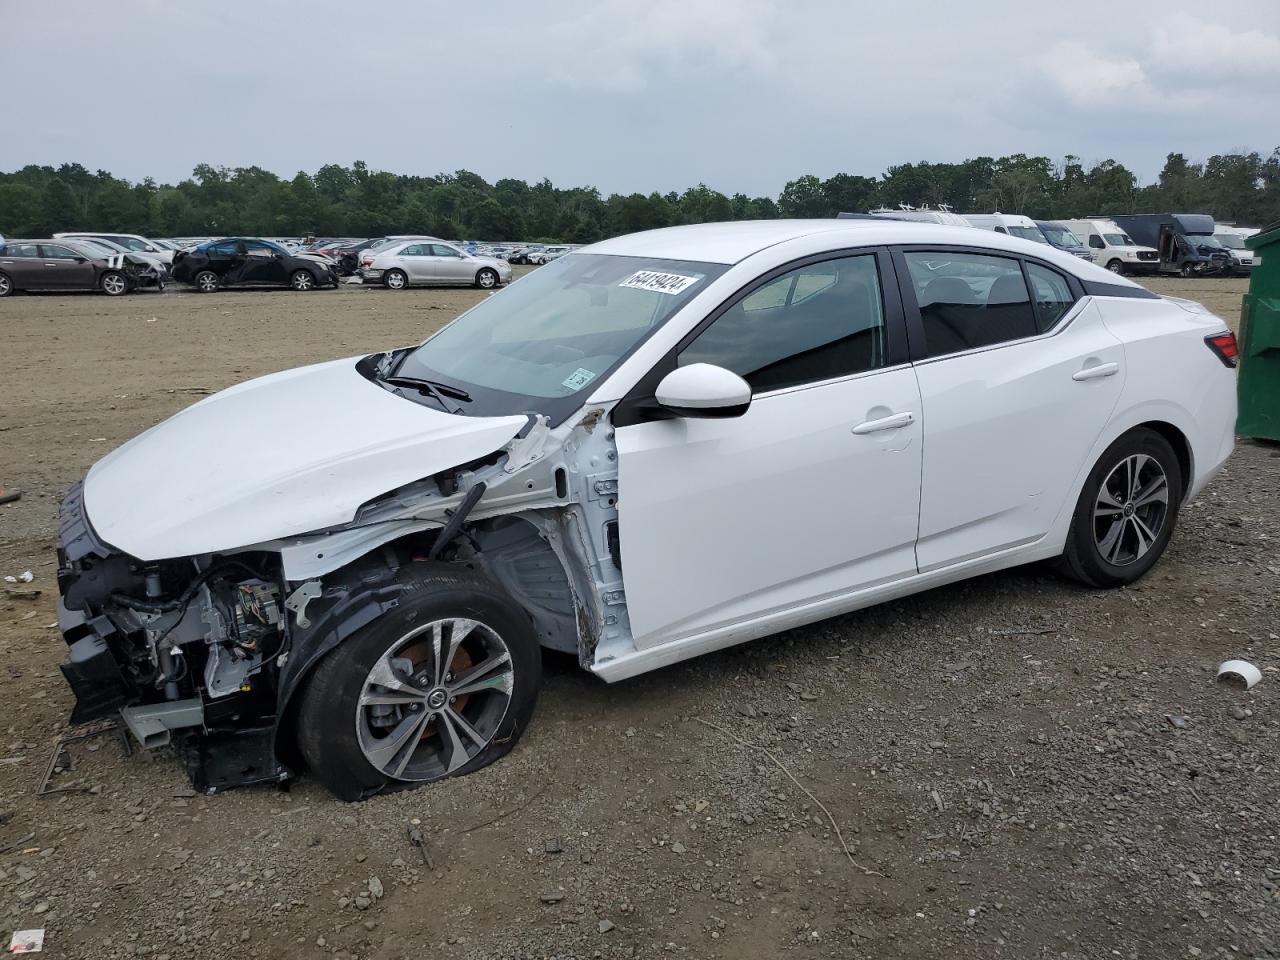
[360,240,512,290]
[54,220,1237,799]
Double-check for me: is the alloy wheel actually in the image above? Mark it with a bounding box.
[0,274,10,296]
[478,270,496,288]
[1092,453,1169,566]
[355,618,514,781]
[387,271,406,289]
[292,272,313,291]
[197,272,218,292]
[102,274,127,295]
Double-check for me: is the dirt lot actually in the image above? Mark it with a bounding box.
[1,275,1276,960]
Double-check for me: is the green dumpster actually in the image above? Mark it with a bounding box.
[1237,222,1280,442]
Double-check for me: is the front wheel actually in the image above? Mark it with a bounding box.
[1106,259,1124,274]
[1180,262,1194,278]
[1055,428,1182,588]
[475,268,499,289]
[294,565,541,801]
[0,271,12,297]
[100,271,129,296]
[290,269,316,291]
[383,269,408,290]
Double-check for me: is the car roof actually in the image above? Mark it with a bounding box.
[580,219,1090,267]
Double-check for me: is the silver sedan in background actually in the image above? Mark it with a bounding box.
[361,241,512,290]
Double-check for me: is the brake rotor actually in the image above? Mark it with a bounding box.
[398,640,474,741]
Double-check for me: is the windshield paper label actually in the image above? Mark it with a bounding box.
[562,367,597,390]
[619,271,700,295]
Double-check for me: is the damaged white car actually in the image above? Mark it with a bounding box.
[55,220,1238,799]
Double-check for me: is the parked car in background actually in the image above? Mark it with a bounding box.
[540,245,572,262]
[1035,221,1092,260]
[863,206,972,226]
[507,244,546,264]
[51,219,1237,798]
[1213,225,1261,273]
[962,213,1048,244]
[55,232,176,264]
[0,238,161,296]
[170,237,339,292]
[361,240,511,289]
[1061,219,1159,275]
[1110,214,1230,278]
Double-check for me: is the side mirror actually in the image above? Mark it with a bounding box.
[655,363,751,419]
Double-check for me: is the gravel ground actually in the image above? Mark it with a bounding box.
[1,274,1276,959]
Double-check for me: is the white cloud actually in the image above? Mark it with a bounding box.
[1041,41,1148,107]
[1150,19,1280,76]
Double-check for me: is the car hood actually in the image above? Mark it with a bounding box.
[83,357,530,560]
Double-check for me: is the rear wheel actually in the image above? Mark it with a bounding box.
[1106,259,1124,274]
[100,271,128,296]
[194,270,219,293]
[475,267,498,289]
[1056,428,1182,588]
[0,272,12,297]
[290,269,316,291]
[294,565,541,801]
[383,269,408,290]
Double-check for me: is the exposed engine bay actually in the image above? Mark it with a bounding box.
[54,373,631,792]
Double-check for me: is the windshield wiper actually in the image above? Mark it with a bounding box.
[381,376,471,414]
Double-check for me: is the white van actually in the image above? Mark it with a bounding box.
[866,206,973,227]
[1214,225,1261,270]
[1061,219,1159,275]
[961,213,1048,244]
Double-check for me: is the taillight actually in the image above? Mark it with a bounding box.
[1205,332,1239,368]
[361,257,373,266]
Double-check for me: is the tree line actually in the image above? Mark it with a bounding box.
[1,150,1277,243]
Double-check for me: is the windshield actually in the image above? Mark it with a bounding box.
[1187,234,1221,249]
[71,240,116,258]
[88,238,128,253]
[1040,225,1082,248]
[1102,233,1136,247]
[393,253,728,422]
[1007,225,1048,243]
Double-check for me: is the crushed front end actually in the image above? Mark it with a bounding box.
[56,482,289,792]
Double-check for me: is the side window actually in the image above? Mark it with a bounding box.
[40,244,77,258]
[207,240,239,256]
[399,244,424,256]
[679,254,887,393]
[994,226,1008,234]
[431,244,462,258]
[1025,263,1075,332]
[122,238,148,251]
[244,242,274,257]
[903,251,1038,358]
[1088,235,1104,249]
[3,243,39,258]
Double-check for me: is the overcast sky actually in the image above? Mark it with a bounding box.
[6,1,1278,196]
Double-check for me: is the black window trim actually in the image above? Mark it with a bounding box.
[889,243,1087,364]
[613,245,908,428]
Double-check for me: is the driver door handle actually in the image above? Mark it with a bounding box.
[1072,362,1119,382]
[852,411,915,435]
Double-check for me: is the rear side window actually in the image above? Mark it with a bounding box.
[680,254,887,393]
[207,240,241,255]
[399,244,425,256]
[2,243,39,258]
[903,251,1038,357]
[1026,263,1075,331]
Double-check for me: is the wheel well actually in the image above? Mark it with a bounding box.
[1136,420,1192,494]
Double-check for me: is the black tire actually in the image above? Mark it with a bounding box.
[100,270,129,296]
[290,269,317,291]
[383,268,408,290]
[294,564,541,801]
[1106,259,1124,275]
[1056,428,1182,588]
[194,270,220,293]
[1180,262,1194,278]
[0,271,12,297]
[475,267,499,289]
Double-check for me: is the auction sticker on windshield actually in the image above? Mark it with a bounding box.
[618,271,701,295]
[561,367,597,390]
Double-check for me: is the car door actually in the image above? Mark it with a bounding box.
[0,243,44,289]
[396,244,431,283]
[242,241,288,285]
[39,244,97,289]
[431,244,471,284]
[896,248,1126,572]
[613,250,923,649]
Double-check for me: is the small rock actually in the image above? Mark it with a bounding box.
[928,741,946,750]
[671,842,687,855]
[367,876,384,899]
[734,704,756,718]
[355,853,367,863]
[1231,706,1250,721]
[598,919,615,934]
[540,892,565,904]
[1167,715,1189,729]
[353,895,371,911]
[694,800,709,814]
[799,691,818,701]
